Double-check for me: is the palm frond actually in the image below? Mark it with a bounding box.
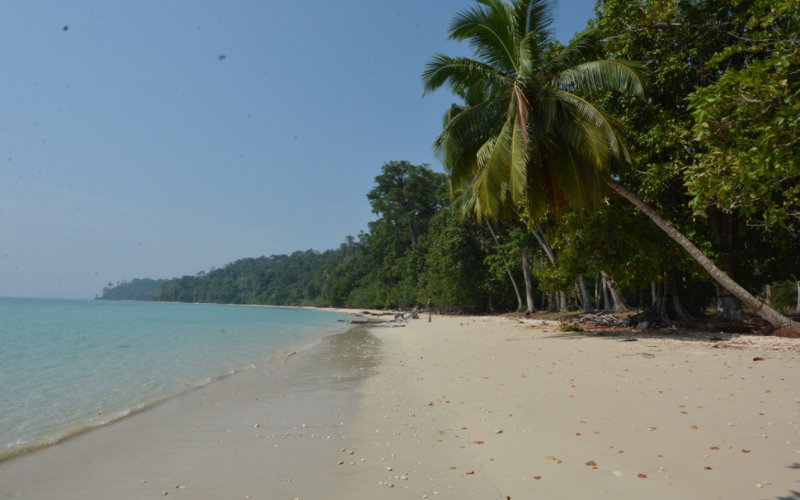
[422,55,512,98]
[448,0,519,75]
[541,30,601,76]
[513,0,556,51]
[551,59,648,97]
[551,89,632,165]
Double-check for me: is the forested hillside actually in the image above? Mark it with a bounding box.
[97,278,168,301]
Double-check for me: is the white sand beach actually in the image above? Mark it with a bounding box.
[2,312,798,500]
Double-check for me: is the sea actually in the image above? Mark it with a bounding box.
[0,297,353,460]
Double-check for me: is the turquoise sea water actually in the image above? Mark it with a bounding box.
[0,298,350,459]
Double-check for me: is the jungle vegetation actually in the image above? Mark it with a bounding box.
[99,0,800,325]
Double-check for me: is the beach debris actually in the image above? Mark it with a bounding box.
[704,467,712,470]
[573,313,628,328]
[753,357,765,361]
[585,461,597,466]
[494,430,503,434]
[465,471,475,475]
[612,471,623,477]
[546,456,556,461]
[638,474,647,478]
[473,441,484,444]
[742,449,751,453]
[533,476,541,480]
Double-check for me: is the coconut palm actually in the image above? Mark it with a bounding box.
[423,0,800,331]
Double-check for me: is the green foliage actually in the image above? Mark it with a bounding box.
[770,281,800,314]
[100,162,522,312]
[97,278,167,301]
[687,48,800,227]
[423,0,646,221]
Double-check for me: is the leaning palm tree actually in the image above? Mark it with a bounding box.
[423,0,800,332]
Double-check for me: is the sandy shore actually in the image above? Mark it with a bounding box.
[337,314,800,500]
[3,311,798,499]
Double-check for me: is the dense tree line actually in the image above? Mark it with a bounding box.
[100,0,800,324]
[98,161,531,312]
[97,278,168,301]
[419,0,799,327]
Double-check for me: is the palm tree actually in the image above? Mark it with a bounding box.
[423,0,799,332]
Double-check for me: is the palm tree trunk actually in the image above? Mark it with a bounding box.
[521,248,536,314]
[606,178,800,330]
[579,275,595,313]
[486,221,523,311]
[602,277,611,311]
[601,271,629,312]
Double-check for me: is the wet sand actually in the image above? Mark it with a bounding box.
[0,327,381,500]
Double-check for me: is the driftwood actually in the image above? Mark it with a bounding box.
[360,307,424,323]
[574,313,628,328]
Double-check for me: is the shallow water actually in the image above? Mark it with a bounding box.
[0,298,351,459]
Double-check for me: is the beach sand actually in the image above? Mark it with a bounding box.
[2,312,798,499]
[337,314,800,500]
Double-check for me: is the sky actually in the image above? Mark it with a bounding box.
[1,0,598,299]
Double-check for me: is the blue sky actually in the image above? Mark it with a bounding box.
[1,0,598,299]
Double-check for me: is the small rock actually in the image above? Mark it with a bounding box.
[386,467,393,471]
[612,471,623,477]
[494,430,503,434]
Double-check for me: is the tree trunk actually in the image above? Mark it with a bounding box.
[530,227,557,264]
[521,248,536,314]
[712,282,746,322]
[541,290,547,311]
[409,221,418,246]
[796,282,800,315]
[651,281,657,306]
[559,291,569,312]
[578,275,595,313]
[631,276,695,327]
[601,271,628,312]
[546,291,557,312]
[486,221,523,311]
[765,284,772,306]
[606,178,800,330]
[601,277,611,311]
[595,272,601,309]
